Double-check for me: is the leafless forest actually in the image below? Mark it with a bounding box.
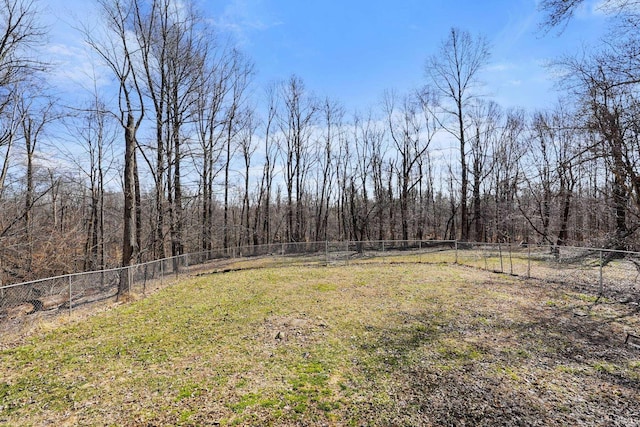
[1,0,639,294]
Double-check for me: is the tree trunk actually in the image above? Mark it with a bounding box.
[120,113,138,297]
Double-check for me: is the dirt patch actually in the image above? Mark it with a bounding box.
[259,315,330,346]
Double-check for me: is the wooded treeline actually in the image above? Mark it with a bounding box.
[1,0,639,289]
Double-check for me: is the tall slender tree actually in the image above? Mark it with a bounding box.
[426,28,490,241]
[87,0,145,297]
[278,75,316,243]
[0,0,45,285]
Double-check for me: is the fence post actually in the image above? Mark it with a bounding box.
[482,244,487,271]
[508,242,513,275]
[143,264,147,295]
[599,250,604,296]
[527,244,531,278]
[161,259,164,286]
[498,242,504,273]
[455,240,458,264]
[68,275,72,316]
[325,241,329,266]
[346,241,350,266]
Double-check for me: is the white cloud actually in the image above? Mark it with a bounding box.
[574,0,617,18]
[491,4,538,54]
[213,0,283,45]
[486,62,517,72]
[44,42,112,94]
[36,1,115,97]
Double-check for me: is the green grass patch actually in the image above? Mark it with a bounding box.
[576,293,605,303]
[313,283,337,292]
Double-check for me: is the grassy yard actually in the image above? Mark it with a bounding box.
[1,260,639,426]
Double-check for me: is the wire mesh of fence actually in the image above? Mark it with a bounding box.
[1,241,638,335]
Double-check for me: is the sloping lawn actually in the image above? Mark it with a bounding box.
[1,261,639,426]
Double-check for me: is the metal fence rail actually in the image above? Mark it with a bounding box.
[1,240,638,334]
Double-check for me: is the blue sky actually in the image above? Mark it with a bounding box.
[204,0,608,112]
[42,0,608,113]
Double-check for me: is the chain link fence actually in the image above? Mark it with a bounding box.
[1,240,638,336]
[458,242,640,304]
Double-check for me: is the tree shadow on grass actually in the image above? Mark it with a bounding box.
[352,304,640,427]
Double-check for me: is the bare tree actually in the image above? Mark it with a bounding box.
[369,118,387,241]
[491,109,525,243]
[127,0,218,260]
[346,111,377,243]
[426,28,490,241]
[62,91,117,271]
[192,41,246,253]
[521,106,580,248]
[87,0,146,297]
[132,0,170,259]
[0,90,20,203]
[540,0,640,250]
[538,0,587,30]
[17,90,55,273]
[253,84,279,245]
[313,97,342,241]
[334,116,352,241]
[539,0,640,31]
[384,90,437,242]
[238,108,257,246]
[520,111,556,245]
[0,0,46,286]
[221,50,253,249]
[0,0,44,92]
[550,50,640,250]
[0,0,45,209]
[468,100,500,242]
[277,75,317,243]
[164,2,208,259]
